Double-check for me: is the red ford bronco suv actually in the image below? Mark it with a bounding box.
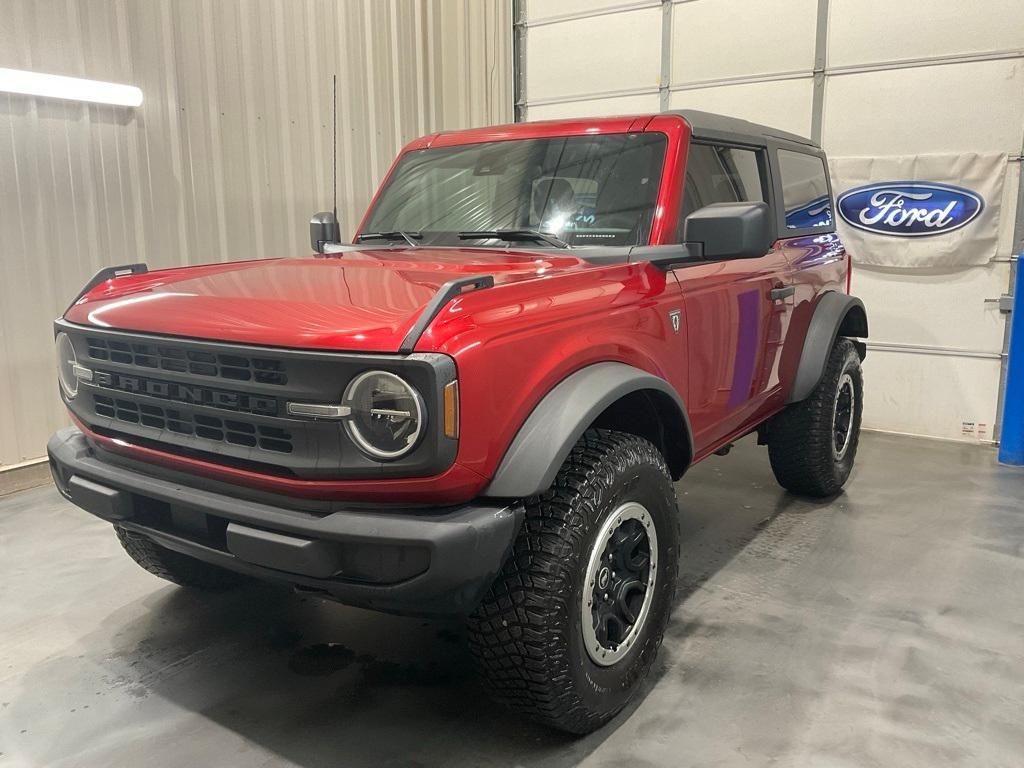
[48,110,867,734]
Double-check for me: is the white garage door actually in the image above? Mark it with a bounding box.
[517,0,1024,442]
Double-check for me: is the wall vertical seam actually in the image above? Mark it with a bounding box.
[810,0,830,145]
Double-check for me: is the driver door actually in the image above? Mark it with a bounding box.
[673,143,793,451]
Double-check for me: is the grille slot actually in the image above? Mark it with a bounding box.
[92,394,293,453]
[87,337,287,385]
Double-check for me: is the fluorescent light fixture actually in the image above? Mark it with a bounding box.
[0,68,142,107]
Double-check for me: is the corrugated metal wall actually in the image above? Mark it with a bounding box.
[0,0,512,468]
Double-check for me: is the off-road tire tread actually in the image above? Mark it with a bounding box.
[768,338,862,497]
[467,429,679,734]
[114,526,246,591]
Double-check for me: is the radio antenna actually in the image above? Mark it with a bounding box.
[332,73,338,219]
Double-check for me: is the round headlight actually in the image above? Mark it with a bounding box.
[56,332,79,399]
[343,371,425,460]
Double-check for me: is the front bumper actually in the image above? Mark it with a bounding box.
[47,428,522,617]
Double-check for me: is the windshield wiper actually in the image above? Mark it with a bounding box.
[458,229,570,249]
[355,230,423,247]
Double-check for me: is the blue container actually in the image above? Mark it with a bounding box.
[999,257,1024,466]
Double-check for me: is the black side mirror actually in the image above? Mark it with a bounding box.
[310,211,341,253]
[683,201,773,260]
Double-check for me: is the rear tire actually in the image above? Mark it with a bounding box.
[115,526,247,591]
[767,338,863,497]
[467,429,680,734]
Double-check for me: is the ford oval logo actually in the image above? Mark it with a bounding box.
[837,182,983,238]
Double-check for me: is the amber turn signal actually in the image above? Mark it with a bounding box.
[443,380,459,439]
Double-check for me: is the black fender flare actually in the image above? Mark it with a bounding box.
[483,362,693,499]
[788,292,869,404]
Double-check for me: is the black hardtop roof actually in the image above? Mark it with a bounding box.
[666,109,819,150]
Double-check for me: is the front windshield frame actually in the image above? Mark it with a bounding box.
[359,132,669,249]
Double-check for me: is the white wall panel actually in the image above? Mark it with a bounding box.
[525,0,655,24]
[530,0,1024,443]
[822,59,1024,155]
[829,0,1024,67]
[852,265,1010,352]
[822,53,1021,443]
[861,354,1002,442]
[669,77,815,138]
[823,56,1021,442]
[671,0,817,83]
[527,93,660,121]
[0,0,511,468]
[525,8,662,102]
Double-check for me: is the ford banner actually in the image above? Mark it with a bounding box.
[828,153,1006,268]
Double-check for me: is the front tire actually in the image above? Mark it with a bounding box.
[767,338,863,497]
[115,526,247,591]
[467,429,680,734]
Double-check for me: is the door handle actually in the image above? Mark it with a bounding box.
[770,286,795,301]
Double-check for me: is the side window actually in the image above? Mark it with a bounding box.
[778,150,833,230]
[680,144,765,231]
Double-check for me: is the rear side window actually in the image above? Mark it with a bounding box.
[778,150,833,230]
[680,144,765,233]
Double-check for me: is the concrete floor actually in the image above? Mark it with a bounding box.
[1,431,1022,768]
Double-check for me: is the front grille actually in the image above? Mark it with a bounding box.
[74,331,309,467]
[93,394,293,453]
[60,321,455,481]
[86,337,287,385]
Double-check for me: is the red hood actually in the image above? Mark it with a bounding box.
[64,248,591,352]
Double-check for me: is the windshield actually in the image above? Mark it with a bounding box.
[362,133,667,247]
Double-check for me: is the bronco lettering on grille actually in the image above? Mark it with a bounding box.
[92,371,278,416]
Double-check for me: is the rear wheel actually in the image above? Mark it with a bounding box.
[767,338,863,496]
[467,429,680,734]
[115,526,247,591]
